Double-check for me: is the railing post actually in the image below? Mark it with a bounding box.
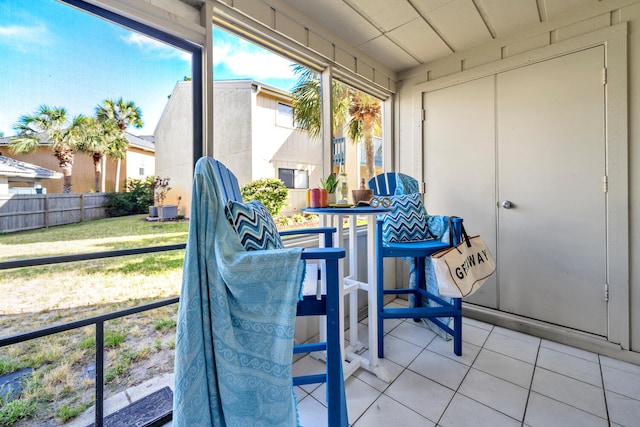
[95,320,104,427]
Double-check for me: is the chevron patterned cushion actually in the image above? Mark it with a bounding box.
[382,193,433,243]
[225,200,284,251]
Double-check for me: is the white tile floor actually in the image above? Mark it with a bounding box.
[294,299,640,427]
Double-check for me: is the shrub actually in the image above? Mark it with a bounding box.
[240,178,288,216]
[126,177,154,210]
[104,177,153,217]
[104,193,133,217]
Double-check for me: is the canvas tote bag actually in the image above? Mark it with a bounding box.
[431,221,496,298]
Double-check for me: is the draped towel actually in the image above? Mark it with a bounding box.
[173,157,304,426]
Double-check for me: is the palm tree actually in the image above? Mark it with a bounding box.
[346,91,382,180]
[95,98,143,191]
[291,65,350,139]
[10,105,81,193]
[291,66,382,180]
[72,117,129,192]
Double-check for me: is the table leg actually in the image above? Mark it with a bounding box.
[348,214,359,350]
[366,219,382,371]
[341,216,390,382]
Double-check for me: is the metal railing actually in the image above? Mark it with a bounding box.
[0,244,186,427]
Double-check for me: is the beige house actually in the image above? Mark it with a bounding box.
[0,133,155,193]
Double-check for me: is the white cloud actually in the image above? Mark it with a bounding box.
[0,24,49,49]
[213,41,295,80]
[0,25,24,36]
[122,33,191,62]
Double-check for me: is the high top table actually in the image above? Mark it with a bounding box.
[302,205,392,382]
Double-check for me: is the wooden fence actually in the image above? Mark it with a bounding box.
[0,193,109,233]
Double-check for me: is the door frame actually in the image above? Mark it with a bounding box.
[413,24,629,349]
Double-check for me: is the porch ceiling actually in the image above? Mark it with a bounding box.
[279,0,601,73]
[199,0,601,74]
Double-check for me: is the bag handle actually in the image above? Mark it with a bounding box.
[448,216,471,252]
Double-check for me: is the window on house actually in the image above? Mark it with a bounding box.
[138,158,145,177]
[278,168,308,189]
[276,102,294,128]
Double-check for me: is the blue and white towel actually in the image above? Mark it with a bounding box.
[173,157,304,426]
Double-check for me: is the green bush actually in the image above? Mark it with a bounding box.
[104,177,154,217]
[104,193,134,217]
[240,178,288,216]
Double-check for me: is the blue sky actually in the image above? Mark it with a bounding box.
[0,0,299,136]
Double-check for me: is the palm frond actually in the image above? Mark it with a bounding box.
[8,135,40,154]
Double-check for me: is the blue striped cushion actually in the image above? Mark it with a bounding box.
[382,193,433,243]
[225,200,284,251]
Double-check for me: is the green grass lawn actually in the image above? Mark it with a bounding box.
[0,215,188,426]
[0,214,189,260]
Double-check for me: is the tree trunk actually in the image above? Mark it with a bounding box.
[93,153,102,193]
[115,159,122,192]
[363,115,376,180]
[62,169,73,193]
[365,136,375,180]
[55,147,74,193]
[101,156,107,192]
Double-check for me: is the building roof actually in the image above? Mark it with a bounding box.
[0,156,63,180]
[0,131,154,152]
[126,132,155,152]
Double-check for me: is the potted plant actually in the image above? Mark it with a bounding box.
[320,173,339,205]
[150,176,177,220]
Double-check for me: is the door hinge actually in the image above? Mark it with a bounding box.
[602,67,607,85]
[604,283,609,302]
[421,109,426,121]
[603,175,608,193]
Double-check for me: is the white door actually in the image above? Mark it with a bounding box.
[497,46,607,335]
[424,75,498,309]
[423,46,607,336]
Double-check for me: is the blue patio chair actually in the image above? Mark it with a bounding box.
[174,157,347,426]
[369,172,463,358]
